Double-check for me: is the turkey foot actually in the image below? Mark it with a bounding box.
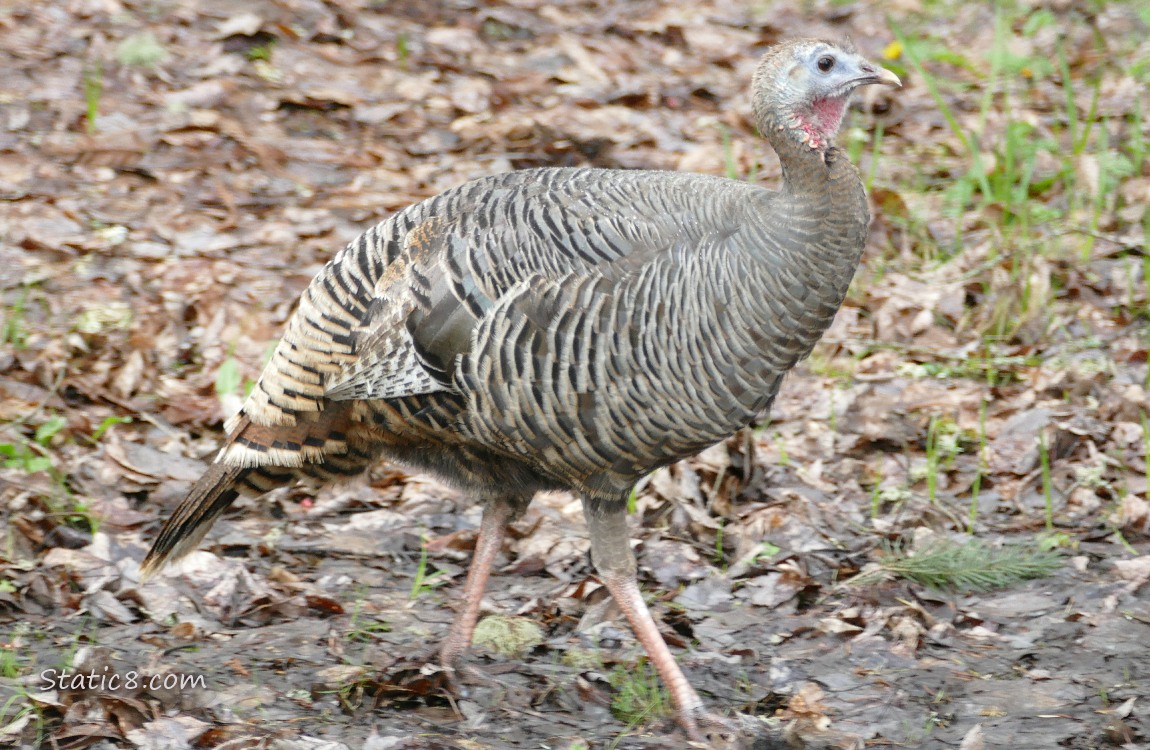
[434,657,508,700]
[680,707,744,744]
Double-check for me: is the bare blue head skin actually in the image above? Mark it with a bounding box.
[752,39,901,153]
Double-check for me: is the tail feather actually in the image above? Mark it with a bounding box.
[139,462,249,579]
[140,401,379,579]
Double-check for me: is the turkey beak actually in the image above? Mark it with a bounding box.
[859,61,901,88]
[874,66,901,88]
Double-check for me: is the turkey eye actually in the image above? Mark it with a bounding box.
[817,55,835,72]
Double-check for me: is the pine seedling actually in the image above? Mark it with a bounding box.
[852,537,1060,592]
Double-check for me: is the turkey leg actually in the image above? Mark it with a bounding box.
[438,497,517,669]
[583,496,727,740]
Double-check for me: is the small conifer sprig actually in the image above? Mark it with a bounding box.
[851,537,1061,592]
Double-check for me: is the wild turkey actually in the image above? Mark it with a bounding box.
[141,39,899,739]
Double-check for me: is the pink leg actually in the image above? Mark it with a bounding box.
[584,497,729,740]
[599,570,707,733]
[439,498,516,669]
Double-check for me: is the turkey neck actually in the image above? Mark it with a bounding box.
[774,138,869,269]
[738,139,869,369]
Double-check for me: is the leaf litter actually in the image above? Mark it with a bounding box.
[2,0,1150,748]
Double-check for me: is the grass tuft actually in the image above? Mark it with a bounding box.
[409,535,447,600]
[608,658,671,727]
[82,60,103,134]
